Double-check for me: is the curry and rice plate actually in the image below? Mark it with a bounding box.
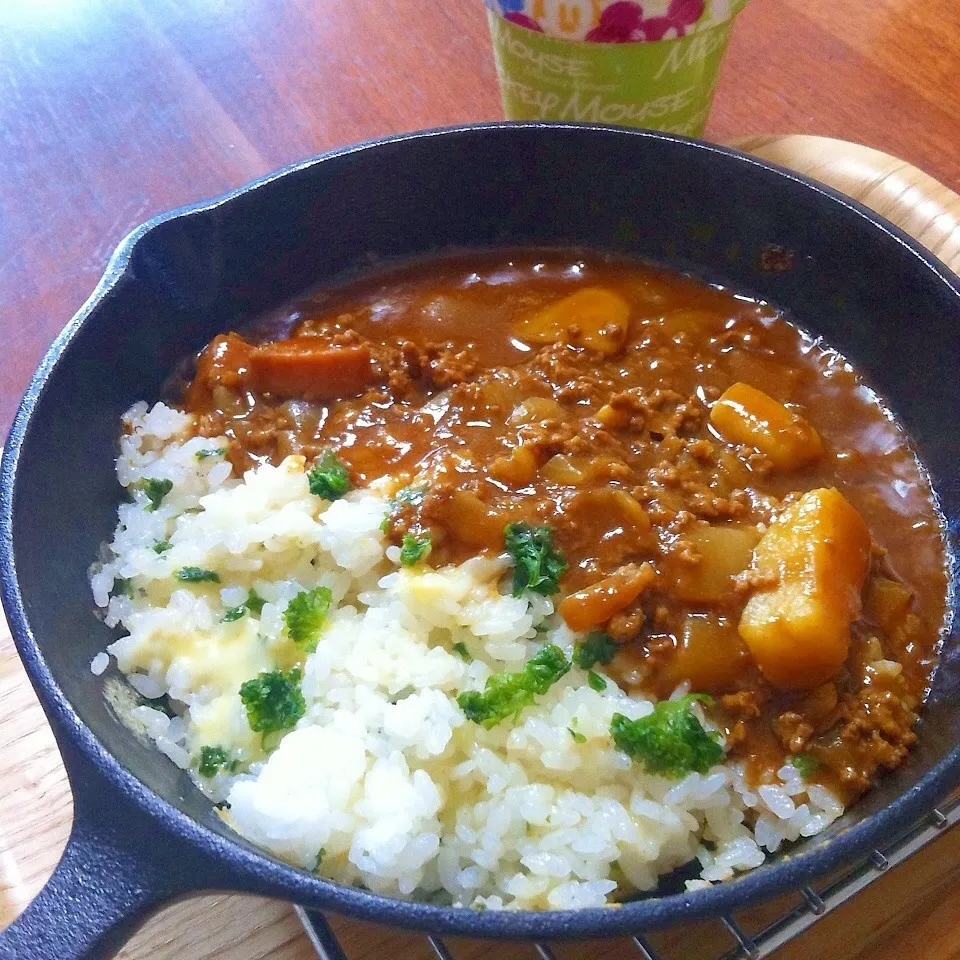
[88,251,947,910]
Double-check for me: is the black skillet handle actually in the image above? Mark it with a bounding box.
[0,744,228,960]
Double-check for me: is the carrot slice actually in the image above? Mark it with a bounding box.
[559,562,656,633]
[247,340,374,401]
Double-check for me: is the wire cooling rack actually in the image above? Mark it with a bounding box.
[298,789,960,960]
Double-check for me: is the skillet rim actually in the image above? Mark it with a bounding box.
[1,121,959,940]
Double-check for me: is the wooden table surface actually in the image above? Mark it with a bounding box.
[1,2,959,959]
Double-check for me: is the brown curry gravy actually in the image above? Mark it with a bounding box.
[181,251,948,805]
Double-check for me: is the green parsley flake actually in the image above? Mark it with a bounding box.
[400,532,432,566]
[174,567,221,583]
[196,448,227,460]
[245,588,266,616]
[198,745,230,778]
[239,667,306,736]
[452,641,472,662]
[573,633,617,670]
[457,644,571,728]
[223,589,268,624]
[314,848,327,872]
[138,478,173,512]
[587,670,607,692]
[111,577,132,597]
[381,485,427,534]
[284,586,332,652]
[569,727,587,744]
[503,522,567,598]
[792,753,820,779]
[152,539,172,554]
[308,451,352,500]
[610,695,723,779]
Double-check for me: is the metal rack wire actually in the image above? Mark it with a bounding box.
[299,789,960,960]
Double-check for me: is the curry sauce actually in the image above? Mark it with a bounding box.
[179,251,948,805]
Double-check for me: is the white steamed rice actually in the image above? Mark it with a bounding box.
[88,401,844,910]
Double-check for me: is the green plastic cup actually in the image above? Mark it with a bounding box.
[486,2,747,136]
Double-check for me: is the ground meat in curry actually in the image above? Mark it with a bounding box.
[178,250,948,806]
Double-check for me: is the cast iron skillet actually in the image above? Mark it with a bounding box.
[1,124,958,960]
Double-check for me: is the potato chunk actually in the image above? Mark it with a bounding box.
[710,382,822,470]
[541,453,627,487]
[489,446,537,488]
[662,615,750,692]
[738,488,871,689]
[563,488,655,555]
[669,524,761,604]
[514,288,630,355]
[186,333,252,407]
[864,577,914,633]
[438,492,505,550]
[658,309,726,339]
